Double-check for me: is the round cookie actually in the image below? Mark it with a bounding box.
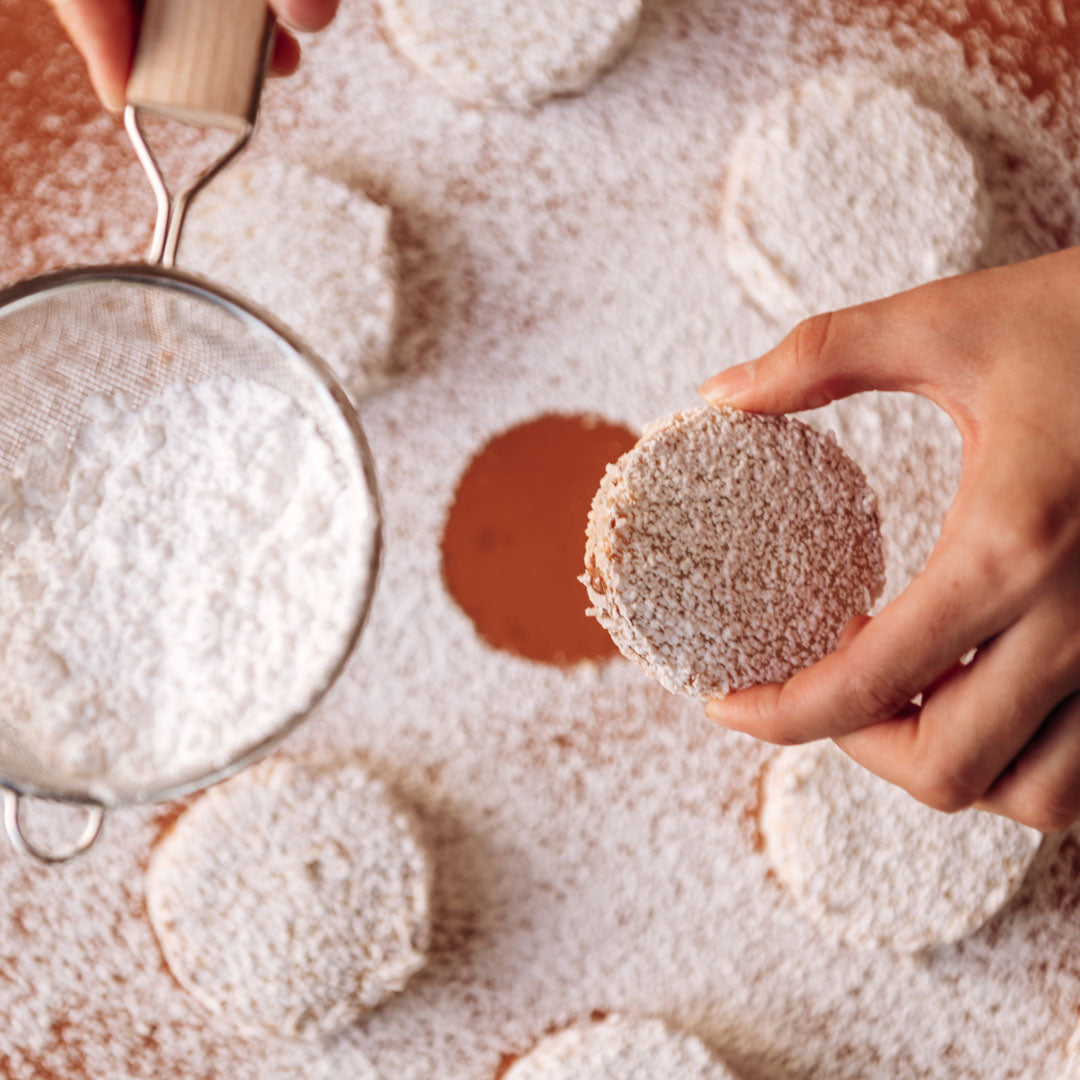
[762,742,1043,952]
[502,1015,739,1080]
[145,759,431,1040]
[181,157,398,400]
[721,74,988,324]
[582,406,885,699]
[376,0,642,109]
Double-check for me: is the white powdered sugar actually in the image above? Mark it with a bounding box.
[375,0,643,108]
[0,377,372,799]
[502,1015,740,1080]
[5,1,1080,1078]
[722,74,989,324]
[146,758,431,1040]
[584,406,885,698]
[762,741,1044,953]
[180,158,399,400]
[1065,1022,1080,1079]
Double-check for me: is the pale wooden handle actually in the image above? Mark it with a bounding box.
[126,0,272,131]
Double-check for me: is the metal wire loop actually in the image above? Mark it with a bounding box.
[3,789,106,864]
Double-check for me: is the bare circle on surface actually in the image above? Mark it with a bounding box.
[442,412,638,666]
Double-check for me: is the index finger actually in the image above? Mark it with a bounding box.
[704,540,1015,744]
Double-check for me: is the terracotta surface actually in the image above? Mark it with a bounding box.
[825,0,1080,112]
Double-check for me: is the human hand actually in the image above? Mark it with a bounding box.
[48,0,340,112]
[700,246,1080,832]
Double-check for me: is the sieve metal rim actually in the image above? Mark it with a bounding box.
[0,262,384,813]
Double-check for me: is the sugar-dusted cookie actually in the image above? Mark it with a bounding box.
[583,406,885,698]
[502,1015,739,1080]
[182,157,398,399]
[146,759,431,1039]
[377,0,642,109]
[722,74,988,324]
[762,741,1043,952]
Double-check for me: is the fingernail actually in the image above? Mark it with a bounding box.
[699,361,755,405]
[95,75,125,114]
[705,698,727,723]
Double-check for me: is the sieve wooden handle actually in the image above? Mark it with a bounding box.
[126,0,273,132]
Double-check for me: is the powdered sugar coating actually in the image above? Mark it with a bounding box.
[762,742,1044,953]
[583,407,885,699]
[6,2,1080,1077]
[146,758,431,1040]
[503,1015,739,1080]
[181,158,398,400]
[0,378,373,800]
[722,74,989,324]
[376,0,643,109]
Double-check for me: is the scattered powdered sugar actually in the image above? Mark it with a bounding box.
[4,1,1080,1078]
[145,758,431,1040]
[583,407,884,698]
[1065,1019,1080,1079]
[180,157,399,400]
[0,377,373,800]
[501,1015,740,1080]
[762,741,1045,953]
[722,74,989,324]
[375,0,643,109]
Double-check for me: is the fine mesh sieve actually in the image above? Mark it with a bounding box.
[0,0,382,861]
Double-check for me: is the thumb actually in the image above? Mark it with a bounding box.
[700,299,932,415]
[49,0,134,113]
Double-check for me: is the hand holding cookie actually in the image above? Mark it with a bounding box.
[702,246,1080,833]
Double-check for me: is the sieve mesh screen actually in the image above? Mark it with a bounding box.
[0,266,380,806]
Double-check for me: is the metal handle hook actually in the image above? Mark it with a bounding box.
[124,105,255,269]
[2,789,106,864]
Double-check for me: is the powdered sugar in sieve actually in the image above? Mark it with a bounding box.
[0,374,375,802]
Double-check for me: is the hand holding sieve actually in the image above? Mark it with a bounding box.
[0,0,382,862]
